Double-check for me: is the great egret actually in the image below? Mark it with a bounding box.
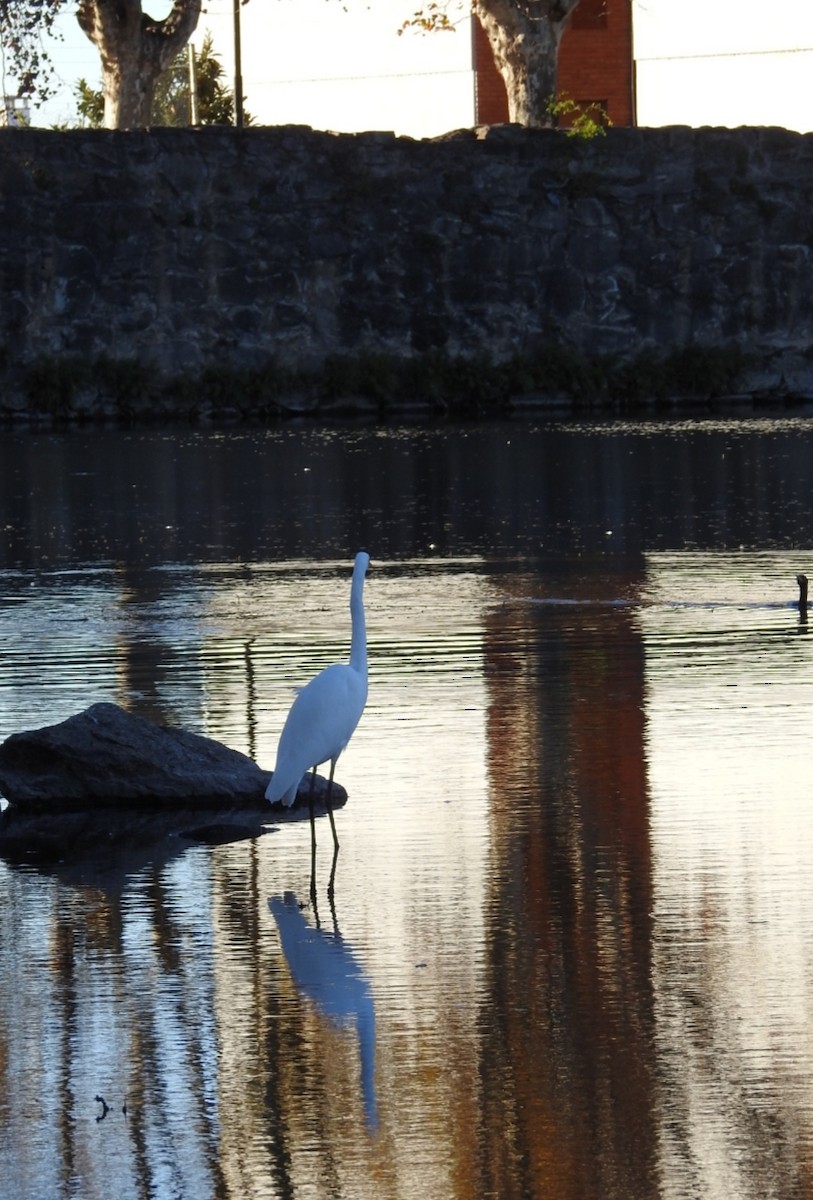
[265,552,370,869]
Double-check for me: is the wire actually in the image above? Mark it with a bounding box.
[638,45,813,63]
[249,67,473,86]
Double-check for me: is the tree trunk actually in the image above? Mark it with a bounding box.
[474,0,581,127]
[77,0,202,130]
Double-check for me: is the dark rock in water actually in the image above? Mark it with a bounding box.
[0,702,346,860]
[0,701,270,810]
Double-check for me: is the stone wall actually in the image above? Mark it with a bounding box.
[2,123,813,418]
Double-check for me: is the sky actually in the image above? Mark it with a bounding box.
[4,0,813,135]
[634,0,813,131]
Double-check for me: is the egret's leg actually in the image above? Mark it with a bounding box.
[325,759,339,850]
[326,758,340,900]
[308,766,318,906]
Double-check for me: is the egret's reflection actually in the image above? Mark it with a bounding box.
[268,891,378,1130]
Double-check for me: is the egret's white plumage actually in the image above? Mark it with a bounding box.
[265,551,370,824]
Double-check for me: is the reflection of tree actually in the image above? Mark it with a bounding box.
[113,564,187,726]
[656,894,813,1198]
[26,869,223,1198]
[479,574,657,1199]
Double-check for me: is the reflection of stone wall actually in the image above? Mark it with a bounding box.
[3,124,813,417]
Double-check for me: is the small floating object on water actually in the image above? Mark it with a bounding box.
[797,573,808,621]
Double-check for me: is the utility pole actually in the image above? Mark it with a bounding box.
[233,0,244,129]
[188,43,199,126]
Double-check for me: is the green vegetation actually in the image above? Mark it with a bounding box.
[23,356,154,419]
[74,32,250,129]
[15,343,753,425]
[546,95,611,140]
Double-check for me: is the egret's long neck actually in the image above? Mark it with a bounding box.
[349,567,367,680]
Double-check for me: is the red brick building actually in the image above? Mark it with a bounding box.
[473,0,635,127]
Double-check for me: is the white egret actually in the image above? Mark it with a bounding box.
[265,552,370,872]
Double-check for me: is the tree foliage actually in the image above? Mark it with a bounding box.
[75,31,250,128]
[157,29,250,126]
[548,93,610,137]
[0,0,63,100]
[75,76,103,127]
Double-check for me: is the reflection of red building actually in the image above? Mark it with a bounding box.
[478,575,657,1199]
[474,0,635,127]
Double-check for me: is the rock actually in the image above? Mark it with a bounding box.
[0,702,267,810]
[0,702,346,860]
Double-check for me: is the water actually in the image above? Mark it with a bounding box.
[0,418,812,1200]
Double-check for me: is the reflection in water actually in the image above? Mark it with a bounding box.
[0,852,222,1200]
[112,562,206,727]
[797,571,808,624]
[480,577,657,1199]
[2,418,813,570]
[643,552,813,1199]
[269,892,378,1130]
[1,425,813,1198]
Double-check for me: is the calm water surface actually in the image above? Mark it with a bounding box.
[1,418,812,1200]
